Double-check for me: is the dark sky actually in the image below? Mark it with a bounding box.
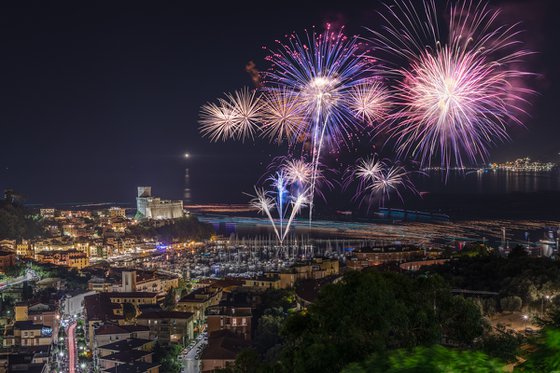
[0,0,558,206]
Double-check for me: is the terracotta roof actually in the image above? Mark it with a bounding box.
[103,361,161,373]
[105,292,158,298]
[99,349,151,363]
[84,293,122,322]
[95,324,129,336]
[136,311,194,320]
[98,338,152,352]
[201,330,250,360]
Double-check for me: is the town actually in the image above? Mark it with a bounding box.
[1,185,560,372]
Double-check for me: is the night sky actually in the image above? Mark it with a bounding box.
[0,0,558,206]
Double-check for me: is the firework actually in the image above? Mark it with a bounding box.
[370,0,532,168]
[199,87,262,142]
[247,179,308,244]
[264,25,387,221]
[347,82,391,125]
[249,187,281,240]
[346,156,416,208]
[260,90,306,144]
[199,100,239,142]
[282,158,313,186]
[367,163,416,205]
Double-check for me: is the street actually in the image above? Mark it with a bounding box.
[67,322,77,373]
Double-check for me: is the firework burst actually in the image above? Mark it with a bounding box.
[199,87,262,142]
[260,89,306,144]
[347,82,391,125]
[370,0,532,168]
[346,156,416,208]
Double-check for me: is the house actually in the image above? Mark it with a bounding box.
[3,321,52,348]
[206,305,252,341]
[136,311,194,345]
[176,286,222,323]
[0,250,16,273]
[94,324,150,348]
[84,293,124,350]
[200,330,250,373]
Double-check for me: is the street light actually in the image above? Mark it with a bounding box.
[522,314,529,329]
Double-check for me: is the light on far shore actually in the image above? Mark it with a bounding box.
[184,153,190,158]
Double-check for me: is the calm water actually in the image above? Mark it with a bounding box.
[416,169,560,194]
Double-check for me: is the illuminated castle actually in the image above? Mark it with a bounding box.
[136,186,183,220]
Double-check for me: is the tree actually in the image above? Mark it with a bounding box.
[163,288,177,310]
[278,271,485,373]
[479,331,523,363]
[500,296,523,313]
[515,329,560,372]
[21,281,33,301]
[254,308,285,355]
[122,303,136,321]
[341,345,504,373]
[153,342,182,373]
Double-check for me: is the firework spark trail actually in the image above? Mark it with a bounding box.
[369,0,533,169]
[281,193,308,242]
[249,188,281,241]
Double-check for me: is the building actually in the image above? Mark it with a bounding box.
[135,311,194,345]
[105,292,159,314]
[35,249,89,269]
[39,208,55,218]
[0,250,16,273]
[84,293,125,350]
[206,305,252,341]
[96,337,157,372]
[88,269,179,294]
[262,258,340,289]
[3,321,52,348]
[200,330,250,373]
[0,347,50,373]
[16,240,33,258]
[94,324,150,348]
[108,207,126,219]
[176,286,222,323]
[347,246,425,269]
[136,187,183,220]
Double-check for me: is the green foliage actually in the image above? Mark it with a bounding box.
[122,303,136,321]
[479,331,523,363]
[163,288,177,310]
[440,295,489,345]
[342,345,505,373]
[128,216,213,241]
[153,342,183,373]
[500,296,523,313]
[535,305,560,329]
[515,329,560,372]
[4,263,26,279]
[0,200,44,240]
[425,255,560,306]
[255,308,285,355]
[278,270,485,373]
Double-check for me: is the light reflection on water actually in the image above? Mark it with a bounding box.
[415,170,560,194]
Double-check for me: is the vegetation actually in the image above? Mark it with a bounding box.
[122,302,137,321]
[153,342,183,373]
[128,216,213,241]
[424,252,560,311]
[341,345,504,373]
[0,199,44,240]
